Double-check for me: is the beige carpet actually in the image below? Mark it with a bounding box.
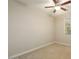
[16,43,71,59]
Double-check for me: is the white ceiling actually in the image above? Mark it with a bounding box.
[14,0,51,5]
[13,0,70,5]
[11,0,71,16]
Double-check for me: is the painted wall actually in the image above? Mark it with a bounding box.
[55,14,71,45]
[8,0,55,57]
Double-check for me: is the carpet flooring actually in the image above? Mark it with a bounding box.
[15,43,71,59]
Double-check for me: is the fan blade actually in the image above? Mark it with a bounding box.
[61,0,71,6]
[45,6,54,8]
[53,9,56,13]
[53,0,59,4]
[61,7,67,11]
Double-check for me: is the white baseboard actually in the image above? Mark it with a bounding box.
[54,41,71,47]
[9,42,55,59]
[9,41,70,59]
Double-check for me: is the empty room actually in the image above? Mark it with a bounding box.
[8,0,71,59]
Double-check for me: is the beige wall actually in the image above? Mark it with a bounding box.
[9,0,55,57]
[55,14,71,45]
[9,0,71,57]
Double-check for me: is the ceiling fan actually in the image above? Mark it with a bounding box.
[45,0,71,13]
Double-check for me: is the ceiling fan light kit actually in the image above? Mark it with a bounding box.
[45,0,71,13]
[54,6,60,10]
